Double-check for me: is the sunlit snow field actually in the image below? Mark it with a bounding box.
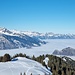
[0,39,75,57]
[0,57,52,75]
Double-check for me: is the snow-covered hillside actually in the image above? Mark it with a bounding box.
[0,27,75,50]
[0,27,46,50]
[0,57,52,75]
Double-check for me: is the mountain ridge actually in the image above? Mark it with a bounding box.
[0,27,46,50]
[53,47,75,56]
[0,27,75,39]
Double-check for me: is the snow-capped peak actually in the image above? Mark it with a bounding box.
[0,27,12,35]
[0,27,75,39]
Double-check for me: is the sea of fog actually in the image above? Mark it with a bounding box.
[0,39,75,57]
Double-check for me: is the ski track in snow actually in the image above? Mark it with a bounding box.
[7,63,14,75]
[18,61,39,75]
[0,57,52,75]
[18,62,30,75]
[0,68,8,73]
[26,66,34,75]
[0,63,14,75]
[0,63,9,73]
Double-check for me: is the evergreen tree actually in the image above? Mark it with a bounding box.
[0,56,3,62]
[32,55,36,60]
[63,67,66,75]
[20,72,22,75]
[2,54,11,62]
[58,70,62,75]
[23,72,26,75]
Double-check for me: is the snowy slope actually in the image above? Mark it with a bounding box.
[0,27,46,50]
[0,57,52,75]
[1,27,75,50]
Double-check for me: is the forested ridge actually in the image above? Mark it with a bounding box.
[0,53,75,75]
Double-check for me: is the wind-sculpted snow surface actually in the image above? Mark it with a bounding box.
[0,57,52,75]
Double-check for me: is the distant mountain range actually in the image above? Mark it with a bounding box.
[0,27,75,50]
[0,27,46,50]
[22,31,75,39]
[53,47,75,56]
[1,27,75,39]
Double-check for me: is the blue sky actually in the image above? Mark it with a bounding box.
[0,0,75,33]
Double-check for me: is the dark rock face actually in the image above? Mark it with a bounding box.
[53,47,75,56]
